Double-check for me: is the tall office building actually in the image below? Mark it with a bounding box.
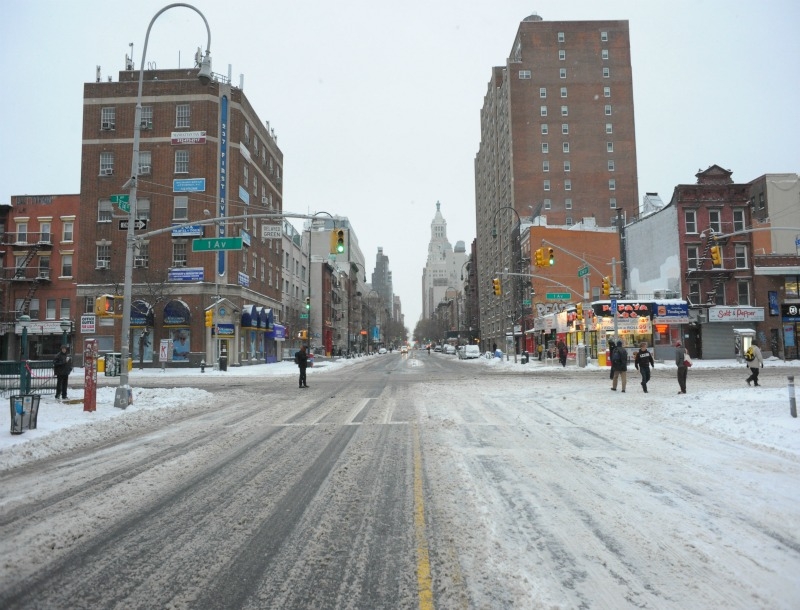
[475,14,638,346]
[421,202,467,321]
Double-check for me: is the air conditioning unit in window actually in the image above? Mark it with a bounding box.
[140,120,152,129]
[261,197,268,204]
[134,258,147,268]
[101,168,114,176]
[139,165,151,174]
[101,121,114,130]
[97,261,109,269]
[38,271,50,280]
[174,261,186,267]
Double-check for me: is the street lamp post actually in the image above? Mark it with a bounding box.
[60,319,71,346]
[19,314,30,394]
[116,3,212,409]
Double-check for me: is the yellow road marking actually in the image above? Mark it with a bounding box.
[413,423,434,609]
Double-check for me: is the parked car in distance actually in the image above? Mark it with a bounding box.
[462,345,481,359]
[433,345,442,352]
[378,347,387,354]
[444,344,456,355]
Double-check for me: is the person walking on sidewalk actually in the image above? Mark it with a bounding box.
[675,342,688,394]
[294,345,309,388]
[744,343,764,386]
[610,340,628,392]
[53,345,72,400]
[634,342,655,393]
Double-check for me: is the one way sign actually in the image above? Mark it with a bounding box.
[119,219,148,230]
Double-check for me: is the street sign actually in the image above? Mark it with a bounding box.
[577,265,590,278]
[522,299,531,306]
[299,313,309,319]
[546,292,571,300]
[261,224,282,239]
[191,237,244,252]
[611,298,618,311]
[119,219,148,230]
[111,194,130,213]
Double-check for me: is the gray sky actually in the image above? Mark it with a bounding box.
[1,0,798,330]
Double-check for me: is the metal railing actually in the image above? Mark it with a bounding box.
[0,360,56,398]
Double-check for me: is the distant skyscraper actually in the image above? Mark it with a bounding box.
[421,201,467,320]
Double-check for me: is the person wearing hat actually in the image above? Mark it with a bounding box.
[674,341,688,394]
[53,345,73,400]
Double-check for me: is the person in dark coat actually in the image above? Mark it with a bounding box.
[675,341,688,394]
[610,340,627,392]
[557,341,568,367]
[53,345,72,400]
[295,345,309,388]
[634,342,655,393]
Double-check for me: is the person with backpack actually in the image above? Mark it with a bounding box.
[295,345,309,388]
[744,343,764,386]
[634,342,655,393]
[610,340,627,392]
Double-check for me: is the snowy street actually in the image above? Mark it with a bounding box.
[0,352,798,608]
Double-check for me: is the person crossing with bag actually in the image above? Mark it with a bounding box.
[744,343,764,386]
[675,341,689,394]
[634,342,655,393]
[610,340,628,392]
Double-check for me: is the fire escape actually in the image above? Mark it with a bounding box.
[1,231,53,322]
[686,227,734,306]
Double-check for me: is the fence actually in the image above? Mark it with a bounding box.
[0,360,57,398]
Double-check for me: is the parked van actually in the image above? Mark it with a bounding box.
[463,345,481,359]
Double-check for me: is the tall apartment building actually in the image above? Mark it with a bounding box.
[475,14,638,348]
[77,63,284,366]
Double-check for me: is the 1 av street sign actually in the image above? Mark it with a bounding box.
[546,292,571,300]
[119,219,148,230]
[191,237,244,252]
[110,194,130,213]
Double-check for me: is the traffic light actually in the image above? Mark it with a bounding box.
[297,330,308,340]
[602,277,611,296]
[492,278,502,296]
[548,247,555,265]
[94,295,115,317]
[305,297,311,310]
[576,302,583,319]
[336,229,345,254]
[534,248,545,267]
[710,244,722,266]
[205,309,213,328]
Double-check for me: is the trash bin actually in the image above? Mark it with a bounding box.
[219,354,228,371]
[577,344,587,368]
[9,394,40,434]
[521,350,529,364]
[104,353,122,377]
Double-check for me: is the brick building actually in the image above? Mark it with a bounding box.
[476,14,638,351]
[77,65,284,366]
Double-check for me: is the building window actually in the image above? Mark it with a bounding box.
[541,123,548,135]
[540,105,547,117]
[98,199,113,223]
[62,221,74,242]
[253,175,258,195]
[135,243,149,268]
[604,86,611,97]
[758,193,765,210]
[544,199,552,210]
[101,107,116,130]
[541,143,549,153]
[100,152,114,176]
[605,105,612,116]
[540,87,547,98]
[559,49,566,61]
[562,142,570,153]
[560,87,567,98]
[606,123,613,134]
[176,104,190,128]
[61,254,73,278]
[559,68,567,79]
[561,105,568,116]
[39,222,51,243]
[687,246,699,269]
[544,180,551,191]
[688,281,701,305]
[608,160,615,171]
[96,244,111,268]
[542,160,550,172]
[566,216,573,226]
[685,210,697,233]
[172,241,187,267]
[173,196,189,221]
[735,244,748,269]
[136,199,151,221]
[138,151,152,175]
[709,209,721,233]
[564,160,571,172]
[738,281,751,306]
[175,150,189,174]
[562,123,569,135]
[140,106,153,129]
[607,142,614,152]
[609,179,616,191]
[565,198,573,209]
[602,49,609,60]
[519,70,531,79]
[558,32,565,43]
[39,256,50,279]
[603,67,610,78]
[565,179,572,191]
[244,122,250,143]
[609,198,617,209]
[733,208,745,232]
[784,276,800,298]
[60,298,70,320]
[601,31,608,42]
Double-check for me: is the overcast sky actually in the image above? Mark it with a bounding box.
[1,0,798,330]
